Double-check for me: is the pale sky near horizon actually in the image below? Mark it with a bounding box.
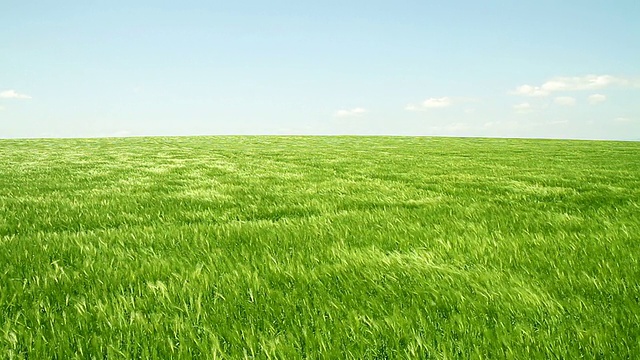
[1,1,639,140]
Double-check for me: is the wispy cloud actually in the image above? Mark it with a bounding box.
[512,85,549,97]
[0,90,32,99]
[406,97,453,111]
[554,96,576,106]
[334,107,366,118]
[0,105,5,111]
[588,94,607,104]
[422,97,453,108]
[513,102,532,114]
[614,117,634,123]
[511,75,632,97]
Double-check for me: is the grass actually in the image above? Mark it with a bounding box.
[0,136,639,359]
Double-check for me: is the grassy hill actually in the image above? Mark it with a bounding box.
[1,136,638,358]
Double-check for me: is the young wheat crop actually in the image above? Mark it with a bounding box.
[1,136,638,358]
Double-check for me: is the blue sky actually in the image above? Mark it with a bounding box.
[1,1,639,139]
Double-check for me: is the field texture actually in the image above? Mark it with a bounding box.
[1,136,639,359]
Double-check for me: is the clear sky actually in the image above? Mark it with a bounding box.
[1,1,639,139]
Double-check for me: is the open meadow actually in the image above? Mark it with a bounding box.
[0,136,639,358]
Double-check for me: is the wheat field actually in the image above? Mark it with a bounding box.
[1,136,638,358]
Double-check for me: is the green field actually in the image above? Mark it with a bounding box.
[1,136,639,358]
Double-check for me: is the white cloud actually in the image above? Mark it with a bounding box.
[423,97,452,108]
[554,96,576,106]
[588,94,607,104]
[0,90,31,99]
[614,117,633,123]
[512,85,549,97]
[0,106,4,111]
[334,107,366,118]
[406,97,453,111]
[512,75,632,97]
[513,102,532,113]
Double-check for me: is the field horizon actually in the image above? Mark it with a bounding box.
[1,135,639,358]
[3,134,640,143]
